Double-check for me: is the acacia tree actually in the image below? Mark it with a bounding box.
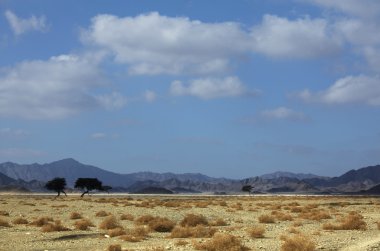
[45,177,67,198]
[74,178,103,197]
[242,185,254,194]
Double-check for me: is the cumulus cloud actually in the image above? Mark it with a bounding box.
[82,12,250,75]
[297,75,380,106]
[144,90,156,103]
[4,10,48,35]
[251,15,342,58]
[0,53,125,119]
[81,12,347,75]
[170,76,252,99]
[260,107,309,122]
[96,92,127,110]
[0,128,28,137]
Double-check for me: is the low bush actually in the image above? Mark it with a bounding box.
[41,220,70,232]
[12,217,29,225]
[74,219,94,230]
[194,233,249,251]
[280,234,316,251]
[70,212,82,219]
[258,214,275,223]
[0,217,11,227]
[180,214,208,227]
[247,225,265,238]
[99,215,122,230]
[170,225,216,238]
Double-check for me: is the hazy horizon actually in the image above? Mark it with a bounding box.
[1,1,380,179]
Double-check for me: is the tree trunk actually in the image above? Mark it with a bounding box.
[81,190,89,197]
[62,190,67,196]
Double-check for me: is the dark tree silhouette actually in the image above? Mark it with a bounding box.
[45,177,67,198]
[74,178,103,197]
[242,185,254,194]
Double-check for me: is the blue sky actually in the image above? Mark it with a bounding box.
[0,0,380,178]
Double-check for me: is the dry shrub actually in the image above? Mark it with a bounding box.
[0,211,9,216]
[272,211,293,221]
[194,233,249,251]
[280,234,316,251]
[30,217,54,227]
[210,218,228,226]
[175,240,189,246]
[96,210,110,217]
[299,209,331,221]
[135,215,156,225]
[323,212,367,230]
[12,217,28,225]
[180,214,208,227]
[74,219,94,230]
[148,217,176,232]
[41,220,70,232]
[247,225,265,238]
[99,215,122,230]
[0,217,11,227]
[288,227,300,234]
[120,226,150,242]
[70,212,82,219]
[170,225,216,238]
[258,214,275,223]
[120,213,134,221]
[108,227,126,237]
[135,215,176,232]
[108,244,122,251]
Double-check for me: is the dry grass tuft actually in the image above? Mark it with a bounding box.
[180,214,208,227]
[194,233,249,251]
[258,214,275,223]
[148,217,176,232]
[12,217,29,225]
[0,211,9,216]
[170,225,216,238]
[30,216,54,227]
[120,213,134,221]
[280,234,316,251]
[120,226,150,242]
[0,217,11,227]
[99,215,122,230]
[74,219,94,230]
[210,218,228,226]
[70,212,82,219]
[135,215,176,232]
[175,240,189,246]
[323,212,367,230]
[108,244,122,251]
[95,210,110,217]
[41,220,70,232]
[247,225,265,238]
[108,227,126,237]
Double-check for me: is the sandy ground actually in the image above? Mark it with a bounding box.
[0,194,380,251]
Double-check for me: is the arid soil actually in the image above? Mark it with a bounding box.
[0,194,380,251]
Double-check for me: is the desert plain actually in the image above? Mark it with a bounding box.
[0,194,380,251]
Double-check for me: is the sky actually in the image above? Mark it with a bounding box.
[0,0,380,178]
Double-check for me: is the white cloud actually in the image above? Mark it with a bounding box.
[0,128,28,137]
[96,92,127,110]
[81,12,251,75]
[297,75,380,106]
[144,90,156,103]
[170,76,251,99]
[4,10,48,35]
[0,148,44,157]
[251,15,342,58]
[0,54,108,119]
[91,132,107,139]
[303,0,380,18]
[260,107,309,122]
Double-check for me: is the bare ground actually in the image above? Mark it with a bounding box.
[0,194,380,251]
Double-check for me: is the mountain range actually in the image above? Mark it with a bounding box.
[1,158,380,194]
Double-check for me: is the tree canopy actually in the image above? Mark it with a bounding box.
[45,177,67,198]
[74,178,103,197]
